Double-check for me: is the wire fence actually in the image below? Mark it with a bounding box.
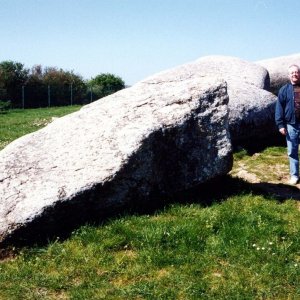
[0,85,97,109]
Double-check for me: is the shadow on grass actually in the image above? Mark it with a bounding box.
[1,174,299,258]
[232,135,286,155]
[155,175,300,208]
[249,181,300,201]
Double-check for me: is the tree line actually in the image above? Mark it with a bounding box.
[0,61,126,109]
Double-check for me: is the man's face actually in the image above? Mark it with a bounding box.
[288,66,300,85]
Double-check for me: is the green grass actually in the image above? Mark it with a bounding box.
[0,106,81,150]
[1,107,300,299]
[1,196,300,299]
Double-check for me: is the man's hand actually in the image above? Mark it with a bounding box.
[279,128,287,135]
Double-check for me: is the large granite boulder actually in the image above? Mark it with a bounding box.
[256,53,300,95]
[0,76,232,245]
[142,55,270,89]
[141,55,277,144]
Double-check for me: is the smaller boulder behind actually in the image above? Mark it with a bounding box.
[142,55,276,145]
[256,53,300,95]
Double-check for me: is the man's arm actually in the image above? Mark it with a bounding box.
[275,88,286,135]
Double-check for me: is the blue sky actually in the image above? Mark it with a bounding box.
[1,0,299,85]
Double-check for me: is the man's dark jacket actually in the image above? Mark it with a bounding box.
[275,83,296,130]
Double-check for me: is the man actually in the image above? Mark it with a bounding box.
[275,64,300,185]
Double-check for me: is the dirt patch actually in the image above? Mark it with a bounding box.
[0,247,18,262]
[230,162,300,202]
[234,169,260,183]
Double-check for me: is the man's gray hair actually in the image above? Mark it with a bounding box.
[288,64,300,71]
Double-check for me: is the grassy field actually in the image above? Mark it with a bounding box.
[0,106,82,150]
[1,107,300,299]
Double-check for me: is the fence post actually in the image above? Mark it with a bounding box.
[70,83,73,106]
[22,85,25,109]
[48,85,51,107]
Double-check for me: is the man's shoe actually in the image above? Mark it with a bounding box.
[289,176,299,185]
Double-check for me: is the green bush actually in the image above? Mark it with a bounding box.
[0,100,11,113]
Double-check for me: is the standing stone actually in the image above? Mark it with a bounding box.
[0,76,232,245]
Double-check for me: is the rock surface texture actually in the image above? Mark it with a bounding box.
[142,55,277,144]
[0,76,232,245]
[256,53,300,95]
[228,83,277,144]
